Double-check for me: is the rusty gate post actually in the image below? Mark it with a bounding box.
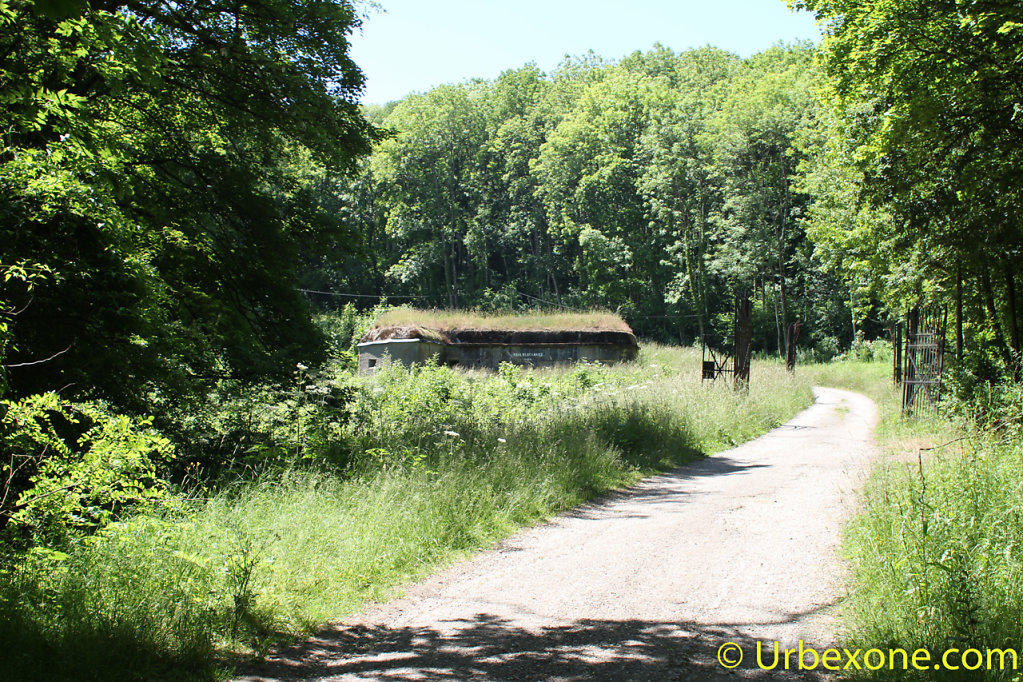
[734,295,752,391]
[902,307,919,415]
[786,320,802,372]
[894,322,902,386]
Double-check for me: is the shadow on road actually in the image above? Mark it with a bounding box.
[238,611,831,681]
[560,455,769,521]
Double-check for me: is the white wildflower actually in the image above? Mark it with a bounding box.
[443,430,460,438]
[497,438,507,443]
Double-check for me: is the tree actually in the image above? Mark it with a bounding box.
[705,45,817,354]
[371,83,491,308]
[532,64,672,326]
[797,0,1023,366]
[639,47,741,340]
[0,0,378,408]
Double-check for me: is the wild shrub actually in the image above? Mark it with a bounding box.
[1,394,172,548]
[942,352,1023,434]
[849,333,893,362]
[313,302,396,368]
[157,362,359,480]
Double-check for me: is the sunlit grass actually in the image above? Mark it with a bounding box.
[0,344,815,681]
[801,358,1023,681]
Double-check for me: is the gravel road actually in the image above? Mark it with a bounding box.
[240,386,878,681]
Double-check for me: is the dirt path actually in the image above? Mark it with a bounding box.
[240,387,878,681]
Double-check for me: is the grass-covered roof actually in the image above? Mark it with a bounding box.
[360,309,636,345]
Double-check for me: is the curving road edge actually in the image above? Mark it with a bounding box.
[241,387,879,681]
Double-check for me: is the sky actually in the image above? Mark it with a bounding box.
[348,0,822,105]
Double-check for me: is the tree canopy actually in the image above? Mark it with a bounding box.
[797,0,1023,366]
[1,0,378,407]
[322,44,844,352]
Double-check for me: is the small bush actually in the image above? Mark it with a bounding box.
[941,356,1023,435]
[849,333,893,363]
[1,395,172,548]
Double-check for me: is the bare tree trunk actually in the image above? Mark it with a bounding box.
[778,150,790,360]
[955,269,964,362]
[443,243,455,308]
[1005,261,1020,377]
[850,285,858,339]
[734,295,752,391]
[981,268,1012,367]
[450,240,459,309]
[773,281,783,357]
[1004,261,1020,358]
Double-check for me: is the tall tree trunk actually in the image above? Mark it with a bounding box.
[698,189,710,338]
[955,269,964,362]
[850,285,857,339]
[779,274,789,359]
[777,150,790,360]
[981,268,1012,367]
[450,240,459,309]
[443,242,455,309]
[773,282,783,357]
[1004,260,1020,370]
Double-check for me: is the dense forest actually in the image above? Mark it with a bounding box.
[1,0,1022,678]
[311,43,851,350]
[5,0,1021,415]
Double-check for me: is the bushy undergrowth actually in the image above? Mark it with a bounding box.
[0,344,813,681]
[0,395,173,548]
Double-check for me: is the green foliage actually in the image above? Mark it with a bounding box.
[332,44,855,347]
[0,514,258,681]
[805,359,1023,681]
[942,364,1023,435]
[798,0,1023,364]
[848,334,893,363]
[1,0,378,408]
[1,394,172,547]
[0,347,813,680]
[843,429,1023,680]
[155,362,358,482]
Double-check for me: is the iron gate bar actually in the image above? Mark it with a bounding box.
[900,304,947,416]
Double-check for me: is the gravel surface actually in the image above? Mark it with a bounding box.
[240,387,878,681]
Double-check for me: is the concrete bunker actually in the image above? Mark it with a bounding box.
[357,313,639,374]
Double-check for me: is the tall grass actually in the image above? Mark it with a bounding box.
[804,358,1023,681]
[0,346,813,681]
[840,434,1023,681]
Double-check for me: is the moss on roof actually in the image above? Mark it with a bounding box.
[371,309,632,332]
[360,309,637,346]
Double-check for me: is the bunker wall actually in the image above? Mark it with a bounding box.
[357,339,443,374]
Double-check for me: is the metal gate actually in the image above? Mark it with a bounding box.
[899,305,947,415]
[700,294,752,392]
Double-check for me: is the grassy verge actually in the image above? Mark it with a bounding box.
[0,345,813,681]
[805,360,1023,681]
